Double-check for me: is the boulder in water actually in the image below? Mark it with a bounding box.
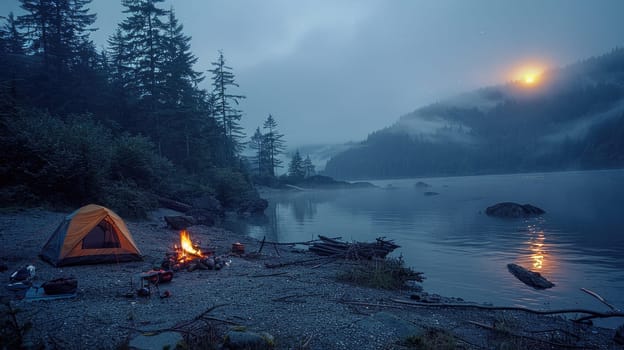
[486,202,545,218]
[414,181,431,188]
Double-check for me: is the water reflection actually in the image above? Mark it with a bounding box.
[284,196,318,223]
[528,224,546,270]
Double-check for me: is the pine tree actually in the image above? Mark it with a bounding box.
[2,13,24,54]
[159,8,203,161]
[249,127,268,177]
[303,155,315,178]
[209,50,245,161]
[262,114,286,177]
[18,0,96,69]
[288,150,305,180]
[117,0,168,153]
[119,0,167,98]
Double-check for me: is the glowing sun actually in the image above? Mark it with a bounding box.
[514,66,544,86]
[523,73,537,85]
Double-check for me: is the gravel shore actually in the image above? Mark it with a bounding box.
[0,207,621,349]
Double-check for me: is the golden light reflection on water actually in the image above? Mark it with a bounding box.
[524,223,554,275]
[530,229,545,269]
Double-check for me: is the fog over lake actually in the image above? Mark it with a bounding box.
[227,169,624,328]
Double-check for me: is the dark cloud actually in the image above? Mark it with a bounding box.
[2,0,623,145]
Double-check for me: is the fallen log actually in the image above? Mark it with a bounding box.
[164,215,196,230]
[507,263,555,289]
[157,196,192,213]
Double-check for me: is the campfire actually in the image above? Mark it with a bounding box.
[176,230,205,261]
[162,230,229,272]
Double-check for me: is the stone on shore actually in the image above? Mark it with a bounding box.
[223,330,275,350]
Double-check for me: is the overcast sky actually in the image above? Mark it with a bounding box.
[2,0,624,146]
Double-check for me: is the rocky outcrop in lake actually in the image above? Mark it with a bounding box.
[485,202,545,218]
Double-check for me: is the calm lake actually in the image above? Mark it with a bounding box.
[227,169,624,328]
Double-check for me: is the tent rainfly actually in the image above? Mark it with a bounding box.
[40,204,142,266]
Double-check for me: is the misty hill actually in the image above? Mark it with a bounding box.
[325,48,624,179]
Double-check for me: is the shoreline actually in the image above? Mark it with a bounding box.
[0,207,621,349]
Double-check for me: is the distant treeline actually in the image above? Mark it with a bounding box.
[325,48,624,179]
[0,0,259,216]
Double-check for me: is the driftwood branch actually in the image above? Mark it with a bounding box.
[338,300,405,310]
[250,272,290,278]
[271,293,324,302]
[580,288,619,311]
[389,299,624,322]
[265,255,340,268]
[308,235,400,259]
[123,304,230,337]
[467,320,587,349]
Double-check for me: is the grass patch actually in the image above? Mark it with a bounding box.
[403,329,456,349]
[336,257,424,290]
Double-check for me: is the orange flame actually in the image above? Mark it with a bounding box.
[180,230,203,257]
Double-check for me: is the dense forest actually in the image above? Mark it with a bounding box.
[0,0,272,216]
[325,48,624,179]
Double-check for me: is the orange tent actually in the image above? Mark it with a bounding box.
[40,204,142,266]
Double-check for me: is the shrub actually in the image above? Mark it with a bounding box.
[101,181,157,219]
[403,329,457,350]
[207,167,254,209]
[336,257,424,290]
[1,110,113,204]
[111,133,174,192]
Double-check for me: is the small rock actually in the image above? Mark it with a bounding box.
[414,181,431,188]
[223,330,274,350]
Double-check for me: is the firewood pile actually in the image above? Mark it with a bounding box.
[161,250,230,272]
[308,235,400,259]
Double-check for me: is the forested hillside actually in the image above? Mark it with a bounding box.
[325,48,624,179]
[0,0,259,216]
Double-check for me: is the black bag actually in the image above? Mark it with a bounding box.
[42,277,78,295]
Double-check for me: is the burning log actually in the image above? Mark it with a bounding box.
[161,230,231,272]
[308,235,400,259]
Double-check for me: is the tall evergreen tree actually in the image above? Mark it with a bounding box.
[303,155,315,178]
[262,114,285,177]
[159,8,204,162]
[288,150,305,180]
[18,0,96,69]
[209,50,245,161]
[118,0,168,152]
[119,0,167,98]
[249,127,270,177]
[2,13,24,54]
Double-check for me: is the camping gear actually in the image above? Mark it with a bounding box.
[232,242,245,255]
[7,265,36,290]
[25,285,77,302]
[42,277,78,295]
[10,265,35,283]
[40,204,142,266]
[140,270,173,284]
